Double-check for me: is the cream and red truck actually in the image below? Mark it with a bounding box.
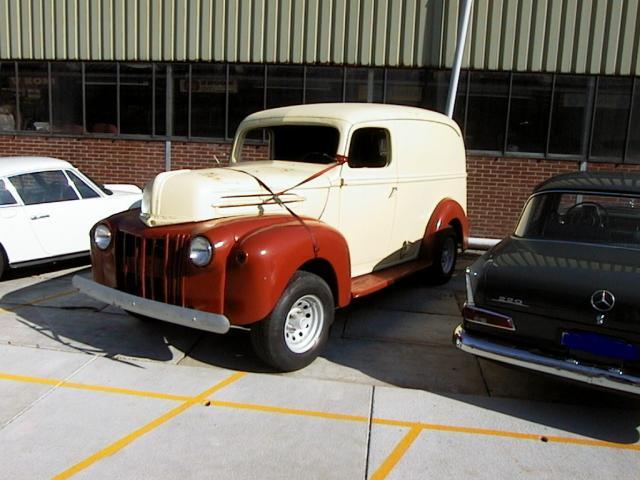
[74,103,468,371]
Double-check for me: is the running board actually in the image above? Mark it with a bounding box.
[351,259,431,299]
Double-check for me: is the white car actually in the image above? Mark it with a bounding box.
[0,157,142,278]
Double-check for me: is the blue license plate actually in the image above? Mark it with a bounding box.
[561,331,640,361]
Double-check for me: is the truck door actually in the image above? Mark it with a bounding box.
[339,127,398,276]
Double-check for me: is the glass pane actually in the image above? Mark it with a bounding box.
[506,73,552,154]
[51,63,83,134]
[348,128,390,168]
[154,64,167,136]
[267,65,303,108]
[548,75,594,156]
[591,77,632,161]
[465,71,510,151]
[85,63,117,134]
[345,68,383,102]
[190,64,225,138]
[385,68,427,107]
[228,64,264,137]
[120,63,153,135]
[423,70,466,127]
[0,62,17,132]
[305,66,343,103]
[172,64,189,136]
[17,62,50,132]
[10,171,79,205]
[66,171,99,198]
[627,80,640,163]
[0,178,17,206]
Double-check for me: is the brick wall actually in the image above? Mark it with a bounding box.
[1,134,638,239]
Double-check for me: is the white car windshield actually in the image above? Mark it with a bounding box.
[515,192,640,249]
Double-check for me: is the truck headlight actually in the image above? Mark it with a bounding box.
[189,236,213,267]
[94,224,112,250]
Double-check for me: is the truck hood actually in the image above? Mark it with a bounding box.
[140,161,334,226]
[480,237,640,332]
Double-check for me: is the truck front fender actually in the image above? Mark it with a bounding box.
[224,219,351,325]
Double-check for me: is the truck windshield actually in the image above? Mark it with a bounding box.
[515,192,640,249]
[241,125,339,164]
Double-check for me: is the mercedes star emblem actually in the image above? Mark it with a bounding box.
[590,290,615,312]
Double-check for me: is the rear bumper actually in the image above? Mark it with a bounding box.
[453,325,640,395]
[73,275,230,334]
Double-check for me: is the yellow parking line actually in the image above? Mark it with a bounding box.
[209,399,370,423]
[370,426,422,480]
[0,289,77,313]
[0,372,191,402]
[53,371,246,479]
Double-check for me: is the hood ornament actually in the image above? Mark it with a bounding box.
[591,290,615,312]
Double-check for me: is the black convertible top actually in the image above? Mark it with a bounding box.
[534,171,640,195]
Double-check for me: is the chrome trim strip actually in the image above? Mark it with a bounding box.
[453,325,640,395]
[73,275,230,334]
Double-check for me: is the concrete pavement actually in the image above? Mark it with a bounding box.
[0,256,638,479]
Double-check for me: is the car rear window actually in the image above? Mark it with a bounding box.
[516,192,640,249]
[0,179,17,206]
[9,171,80,205]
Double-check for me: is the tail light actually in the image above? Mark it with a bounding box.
[463,305,515,331]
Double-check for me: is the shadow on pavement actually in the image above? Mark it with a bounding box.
[1,258,639,444]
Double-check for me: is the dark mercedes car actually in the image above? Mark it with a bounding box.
[454,172,640,395]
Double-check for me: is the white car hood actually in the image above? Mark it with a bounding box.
[140,161,334,226]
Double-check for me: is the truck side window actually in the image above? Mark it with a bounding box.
[348,128,390,168]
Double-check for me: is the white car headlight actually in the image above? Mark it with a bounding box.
[189,236,213,267]
[94,224,112,250]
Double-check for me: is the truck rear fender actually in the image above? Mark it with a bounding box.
[422,198,470,258]
[224,220,351,325]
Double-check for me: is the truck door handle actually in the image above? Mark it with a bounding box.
[30,214,50,220]
[388,187,397,198]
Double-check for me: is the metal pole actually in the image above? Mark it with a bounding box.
[165,64,173,172]
[445,0,473,118]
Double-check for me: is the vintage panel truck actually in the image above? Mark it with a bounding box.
[74,103,469,371]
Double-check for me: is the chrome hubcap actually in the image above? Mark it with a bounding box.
[441,237,455,274]
[284,294,324,354]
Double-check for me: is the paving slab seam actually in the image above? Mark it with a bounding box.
[53,371,247,479]
[1,369,638,453]
[363,385,376,480]
[0,355,98,431]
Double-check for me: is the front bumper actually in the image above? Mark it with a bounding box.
[73,275,230,334]
[453,325,640,395]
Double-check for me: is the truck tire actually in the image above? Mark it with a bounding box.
[427,227,457,284]
[250,271,334,372]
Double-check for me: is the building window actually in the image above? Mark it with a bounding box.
[85,63,117,134]
[591,76,633,161]
[228,65,264,138]
[0,62,17,132]
[120,63,153,135]
[465,71,510,151]
[423,70,466,126]
[385,68,427,107]
[154,64,167,136]
[267,65,303,108]
[172,64,190,137]
[190,64,226,138]
[506,73,552,154]
[305,66,343,104]
[17,62,49,132]
[345,68,383,103]
[628,79,640,163]
[51,63,83,134]
[548,75,595,157]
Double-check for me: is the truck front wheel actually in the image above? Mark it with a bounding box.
[250,271,334,372]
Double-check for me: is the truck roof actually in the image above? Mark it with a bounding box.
[242,103,460,134]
